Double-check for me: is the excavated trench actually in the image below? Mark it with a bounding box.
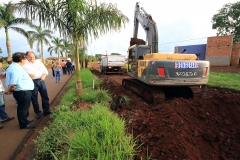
[90,62,240,160]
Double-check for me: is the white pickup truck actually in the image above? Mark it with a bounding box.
[100,55,126,74]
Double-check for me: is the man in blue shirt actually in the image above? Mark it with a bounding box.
[5,52,35,129]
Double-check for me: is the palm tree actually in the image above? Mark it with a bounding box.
[61,39,71,59]
[27,25,52,63]
[0,2,32,59]
[15,0,129,96]
[47,37,63,64]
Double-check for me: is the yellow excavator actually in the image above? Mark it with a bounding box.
[122,2,210,103]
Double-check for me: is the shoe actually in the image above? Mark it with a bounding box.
[27,119,34,123]
[1,117,14,123]
[44,111,52,116]
[35,112,42,119]
[0,125,3,129]
[20,124,35,129]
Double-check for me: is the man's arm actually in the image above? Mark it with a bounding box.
[4,84,17,95]
[40,62,49,80]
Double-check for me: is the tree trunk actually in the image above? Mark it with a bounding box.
[74,36,83,96]
[65,52,68,59]
[58,52,60,64]
[41,42,44,63]
[5,28,12,59]
[83,52,85,69]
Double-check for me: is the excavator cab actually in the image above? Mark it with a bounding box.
[127,44,151,76]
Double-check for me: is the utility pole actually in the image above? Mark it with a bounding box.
[94,47,95,61]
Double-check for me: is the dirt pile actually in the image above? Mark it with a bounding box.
[130,38,146,46]
[90,63,240,160]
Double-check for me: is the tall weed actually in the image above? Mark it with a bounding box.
[34,68,137,160]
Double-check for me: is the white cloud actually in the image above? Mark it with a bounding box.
[0,0,237,58]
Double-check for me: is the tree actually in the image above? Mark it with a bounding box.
[61,39,71,59]
[27,25,52,63]
[0,2,31,59]
[111,53,121,55]
[212,2,240,42]
[15,0,129,96]
[47,37,63,64]
[95,54,102,59]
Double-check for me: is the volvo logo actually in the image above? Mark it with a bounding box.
[176,72,197,76]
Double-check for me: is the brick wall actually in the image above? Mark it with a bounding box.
[231,43,240,66]
[206,35,233,66]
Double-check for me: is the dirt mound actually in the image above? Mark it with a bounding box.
[90,62,240,160]
[130,38,146,46]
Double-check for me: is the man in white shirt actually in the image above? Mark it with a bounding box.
[23,51,51,119]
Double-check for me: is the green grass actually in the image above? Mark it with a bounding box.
[34,68,137,160]
[207,72,240,91]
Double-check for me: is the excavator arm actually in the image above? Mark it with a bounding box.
[133,2,158,53]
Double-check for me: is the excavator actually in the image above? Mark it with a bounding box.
[122,2,210,103]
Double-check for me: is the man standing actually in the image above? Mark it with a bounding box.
[61,60,66,74]
[5,52,34,129]
[23,51,51,119]
[66,60,72,75]
[0,59,14,129]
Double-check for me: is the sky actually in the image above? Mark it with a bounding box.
[0,0,237,58]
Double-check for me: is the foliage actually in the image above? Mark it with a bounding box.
[34,68,137,160]
[0,2,32,58]
[119,95,130,104]
[26,24,52,62]
[111,52,121,55]
[79,69,100,87]
[15,0,129,82]
[80,88,112,104]
[95,54,103,60]
[61,39,72,60]
[212,1,240,42]
[48,37,64,63]
[207,72,240,90]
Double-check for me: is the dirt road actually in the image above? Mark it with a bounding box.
[0,71,72,160]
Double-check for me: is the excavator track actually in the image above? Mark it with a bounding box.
[122,78,166,104]
[122,78,194,104]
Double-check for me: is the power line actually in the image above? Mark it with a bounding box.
[159,36,211,45]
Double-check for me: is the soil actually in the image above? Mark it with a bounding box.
[13,64,240,160]
[90,63,240,160]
